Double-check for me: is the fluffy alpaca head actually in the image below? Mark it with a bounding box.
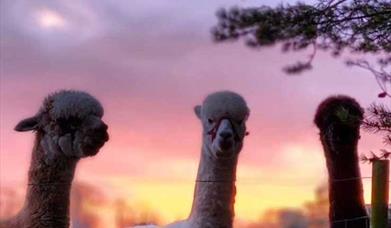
[15,90,109,161]
[194,91,250,159]
[314,95,363,145]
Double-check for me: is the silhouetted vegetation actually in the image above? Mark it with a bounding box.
[213,0,391,147]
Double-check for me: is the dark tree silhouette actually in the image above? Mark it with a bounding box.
[213,0,390,73]
[212,0,391,145]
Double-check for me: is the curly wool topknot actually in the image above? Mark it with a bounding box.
[39,90,104,120]
[201,91,250,121]
[314,95,364,130]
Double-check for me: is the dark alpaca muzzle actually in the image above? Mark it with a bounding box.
[208,117,247,143]
[81,120,109,156]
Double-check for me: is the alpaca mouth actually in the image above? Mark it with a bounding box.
[219,140,233,150]
[82,130,109,156]
[216,150,234,158]
[215,141,235,158]
[82,143,104,156]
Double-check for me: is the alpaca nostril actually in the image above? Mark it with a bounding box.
[219,131,233,140]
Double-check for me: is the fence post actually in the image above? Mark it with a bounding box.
[371,159,389,228]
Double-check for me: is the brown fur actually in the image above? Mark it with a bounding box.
[315,95,368,228]
[1,90,108,228]
[1,132,77,228]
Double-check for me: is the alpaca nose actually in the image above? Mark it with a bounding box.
[219,131,233,140]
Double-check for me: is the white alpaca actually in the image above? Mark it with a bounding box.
[134,91,250,228]
[0,90,109,228]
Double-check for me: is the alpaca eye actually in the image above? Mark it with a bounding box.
[208,118,214,124]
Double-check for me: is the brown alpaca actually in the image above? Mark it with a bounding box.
[0,90,109,228]
[314,95,369,228]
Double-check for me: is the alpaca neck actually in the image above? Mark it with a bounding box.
[188,144,238,228]
[320,133,368,227]
[21,132,78,227]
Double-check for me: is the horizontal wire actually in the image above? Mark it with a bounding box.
[332,176,372,182]
[332,216,370,223]
[27,182,71,186]
[196,180,234,183]
[332,215,370,228]
[2,177,390,186]
[197,177,374,183]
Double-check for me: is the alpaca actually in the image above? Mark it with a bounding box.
[181,91,250,228]
[314,95,369,228]
[134,91,250,228]
[0,90,109,228]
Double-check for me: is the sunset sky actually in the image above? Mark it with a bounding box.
[0,0,387,226]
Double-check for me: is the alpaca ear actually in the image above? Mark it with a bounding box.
[194,105,202,119]
[15,116,39,132]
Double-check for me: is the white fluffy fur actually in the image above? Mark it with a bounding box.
[199,91,249,122]
[134,91,249,228]
[40,90,104,120]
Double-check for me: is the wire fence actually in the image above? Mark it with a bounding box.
[1,175,389,228]
[194,176,388,184]
[1,176,391,185]
[189,174,388,228]
[332,176,372,182]
[332,215,370,228]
